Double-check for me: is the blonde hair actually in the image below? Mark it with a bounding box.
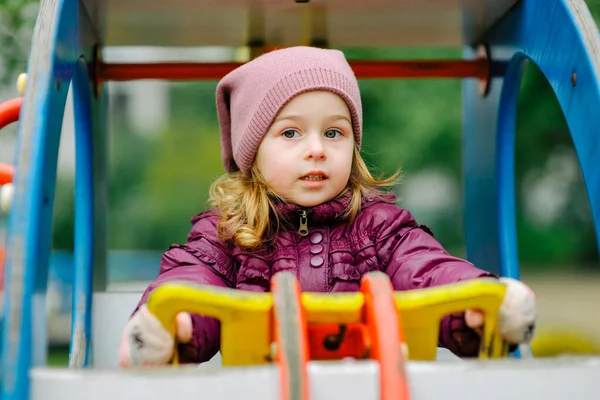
[208,146,400,249]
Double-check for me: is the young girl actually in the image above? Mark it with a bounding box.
[118,46,536,367]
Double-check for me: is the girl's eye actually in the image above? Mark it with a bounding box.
[282,129,299,138]
[324,129,342,139]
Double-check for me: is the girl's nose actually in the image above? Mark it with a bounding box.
[304,134,326,160]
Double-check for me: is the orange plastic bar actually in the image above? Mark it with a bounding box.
[0,163,14,185]
[361,272,411,400]
[272,272,310,400]
[0,97,22,130]
[97,58,490,81]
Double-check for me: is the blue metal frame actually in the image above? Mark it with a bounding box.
[0,0,106,397]
[69,58,95,368]
[69,43,108,368]
[1,0,76,396]
[495,56,526,281]
[462,0,600,279]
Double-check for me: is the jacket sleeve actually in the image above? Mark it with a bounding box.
[134,211,234,363]
[364,203,496,357]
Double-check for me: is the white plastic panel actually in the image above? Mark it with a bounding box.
[32,357,600,400]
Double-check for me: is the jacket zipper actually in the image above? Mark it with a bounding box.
[298,210,309,236]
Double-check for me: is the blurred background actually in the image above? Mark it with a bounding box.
[0,0,599,364]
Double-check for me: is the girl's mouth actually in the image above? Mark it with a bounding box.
[301,175,326,181]
[300,171,328,181]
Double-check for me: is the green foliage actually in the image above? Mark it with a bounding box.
[123,123,224,249]
[343,47,464,178]
[513,64,598,267]
[0,0,38,90]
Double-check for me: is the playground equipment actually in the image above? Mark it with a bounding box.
[1,0,600,399]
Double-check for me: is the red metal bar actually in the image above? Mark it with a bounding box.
[0,163,14,185]
[0,98,19,186]
[0,97,22,130]
[97,58,490,82]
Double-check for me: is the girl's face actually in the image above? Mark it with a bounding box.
[255,91,355,208]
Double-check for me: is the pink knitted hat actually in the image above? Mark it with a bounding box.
[216,46,363,175]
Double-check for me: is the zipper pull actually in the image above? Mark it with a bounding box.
[298,210,309,236]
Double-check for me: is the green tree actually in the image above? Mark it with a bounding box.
[0,0,38,91]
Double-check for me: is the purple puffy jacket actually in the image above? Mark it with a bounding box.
[134,191,495,362]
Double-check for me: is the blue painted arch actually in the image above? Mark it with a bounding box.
[463,0,600,279]
[0,0,80,398]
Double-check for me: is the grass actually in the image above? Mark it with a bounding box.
[48,346,70,366]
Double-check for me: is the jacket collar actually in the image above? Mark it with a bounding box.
[273,189,396,225]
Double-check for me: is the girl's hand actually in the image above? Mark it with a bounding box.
[118,304,193,367]
[465,277,536,344]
